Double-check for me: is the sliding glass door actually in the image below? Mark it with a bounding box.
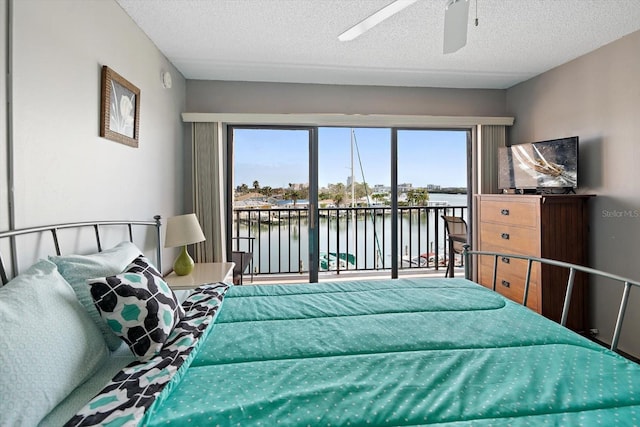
[317,128,391,279]
[229,125,469,283]
[229,127,318,282]
[395,129,469,278]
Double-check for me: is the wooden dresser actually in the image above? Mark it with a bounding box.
[477,194,592,332]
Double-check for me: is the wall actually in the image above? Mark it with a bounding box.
[506,30,640,357]
[186,80,507,117]
[0,0,7,232]
[1,0,186,267]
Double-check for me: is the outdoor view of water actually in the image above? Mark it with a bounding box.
[236,193,468,274]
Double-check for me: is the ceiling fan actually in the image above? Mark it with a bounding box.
[338,0,473,54]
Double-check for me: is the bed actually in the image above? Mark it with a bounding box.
[1,218,639,426]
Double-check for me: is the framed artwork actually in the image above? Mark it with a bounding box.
[100,66,140,147]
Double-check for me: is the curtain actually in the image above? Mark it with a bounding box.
[469,124,506,281]
[477,124,507,195]
[192,122,226,262]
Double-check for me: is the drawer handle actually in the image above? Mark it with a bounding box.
[501,209,510,216]
[501,280,511,288]
[501,257,510,264]
[501,233,510,240]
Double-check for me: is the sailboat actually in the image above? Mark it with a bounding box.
[321,130,358,272]
[351,128,384,269]
[321,128,387,272]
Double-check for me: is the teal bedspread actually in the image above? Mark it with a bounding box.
[140,278,640,426]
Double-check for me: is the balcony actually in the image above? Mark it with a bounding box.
[231,204,468,282]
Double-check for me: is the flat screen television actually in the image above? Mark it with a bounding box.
[498,136,578,191]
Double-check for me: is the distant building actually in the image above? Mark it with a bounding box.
[398,183,413,193]
[288,183,307,190]
[427,184,441,191]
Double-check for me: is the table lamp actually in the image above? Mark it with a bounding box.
[164,213,206,276]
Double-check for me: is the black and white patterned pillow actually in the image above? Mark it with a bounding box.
[89,256,184,361]
[123,255,164,279]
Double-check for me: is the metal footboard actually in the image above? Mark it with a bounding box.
[463,245,639,353]
[0,215,162,286]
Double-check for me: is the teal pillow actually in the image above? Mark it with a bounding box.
[49,241,142,350]
[0,259,109,426]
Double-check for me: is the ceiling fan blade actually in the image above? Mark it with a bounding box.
[443,0,470,54]
[338,0,420,42]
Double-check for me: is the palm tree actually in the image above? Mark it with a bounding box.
[406,188,430,206]
[261,186,273,197]
[284,189,302,206]
[414,188,430,206]
[253,180,260,191]
[327,183,346,207]
[354,182,370,200]
[371,193,388,205]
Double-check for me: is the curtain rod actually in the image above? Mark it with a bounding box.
[181,113,514,128]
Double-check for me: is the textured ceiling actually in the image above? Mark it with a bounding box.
[117,0,640,89]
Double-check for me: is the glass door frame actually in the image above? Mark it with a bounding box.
[226,125,320,282]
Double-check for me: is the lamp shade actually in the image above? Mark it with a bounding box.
[164,214,206,248]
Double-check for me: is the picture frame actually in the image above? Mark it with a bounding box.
[100,66,140,147]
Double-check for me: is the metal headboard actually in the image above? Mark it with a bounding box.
[463,246,639,353]
[0,215,162,285]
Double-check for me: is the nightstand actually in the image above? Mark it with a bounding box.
[163,262,235,290]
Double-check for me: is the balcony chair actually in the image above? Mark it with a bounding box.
[441,215,468,278]
[231,237,254,285]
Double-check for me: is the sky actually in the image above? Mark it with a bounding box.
[233,127,468,189]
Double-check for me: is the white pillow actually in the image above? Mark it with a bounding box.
[0,259,109,426]
[49,241,142,350]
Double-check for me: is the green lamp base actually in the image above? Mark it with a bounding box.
[173,245,194,276]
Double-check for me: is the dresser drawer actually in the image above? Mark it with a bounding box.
[478,255,539,311]
[480,199,539,228]
[475,194,591,331]
[479,222,540,255]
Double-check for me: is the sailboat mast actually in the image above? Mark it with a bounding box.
[351,129,383,269]
[351,129,355,207]
[351,129,356,249]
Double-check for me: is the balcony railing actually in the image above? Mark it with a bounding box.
[231,204,468,277]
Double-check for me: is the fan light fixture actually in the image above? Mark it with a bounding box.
[443,0,470,54]
[338,0,474,55]
[338,0,419,42]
